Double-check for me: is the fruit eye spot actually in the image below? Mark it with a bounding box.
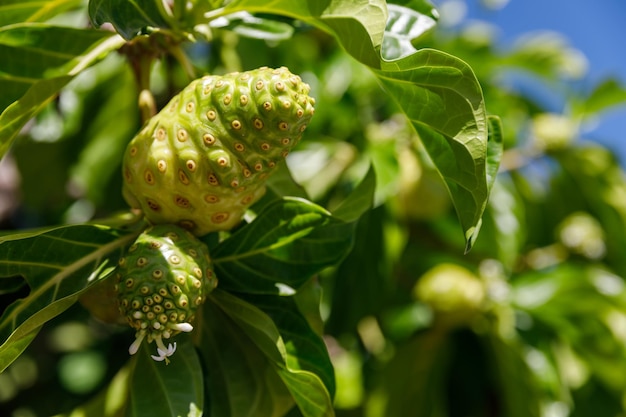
[164,301,175,310]
[203,133,216,145]
[268,161,276,168]
[206,110,217,121]
[230,179,239,188]
[137,257,148,267]
[129,146,138,156]
[211,212,230,224]
[281,137,290,145]
[119,257,127,267]
[159,287,168,296]
[231,120,242,130]
[207,174,219,185]
[281,150,289,158]
[125,278,134,288]
[178,169,190,185]
[290,75,300,85]
[132,300,142,309]
[255,80,264,90]
[296,109,304,118]
[241,195,254,205]
[159,314,168,323]
[275,81,285,91]
[205,194,219,203]
[234,143,245,152]
[239,95,249,106]
[169,255,180,264]
[263,101,272,111]
[189,249,198,257]
[253,119,264,130]
[177,129,188,142]
[157,160,167,172]
[186,160,197,171]
[123,167,132,183]
[153,294,163,304]
[195,296,203,305]
[152,269,163,279]
[156,127,166,140]
[278,121,289,131]
[140,285,150,294]
[175,196,191,208]
[254,162,263,171]
[186,102,195,113]
[166,232,179,241]
[223,94,232,105]
[261,143,271,151]
[146,199,160,211]
[215,80,224,88]
[300,124,307,132]
[217,157,229,167]
[243,168,252,178]
[144,170,155,185]
[179,220,195,230]
[193,267,202,277]
[282,100,291,109]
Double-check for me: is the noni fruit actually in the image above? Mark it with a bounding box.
[115,224,217,362]
[122,66,315,236]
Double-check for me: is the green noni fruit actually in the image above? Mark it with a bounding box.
[122,66,315,236]
[115,224,217,362]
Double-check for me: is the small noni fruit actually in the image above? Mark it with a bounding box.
[115,224,217,362]
[122,66,315,236]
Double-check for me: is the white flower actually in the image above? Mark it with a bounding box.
[151,335,177,364]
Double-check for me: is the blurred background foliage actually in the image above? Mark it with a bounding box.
[2,0,626,416]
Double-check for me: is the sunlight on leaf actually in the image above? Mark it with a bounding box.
[381,3,437,60]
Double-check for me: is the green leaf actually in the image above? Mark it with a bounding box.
[208,0,388,68]
[0,0,83,26]
[127,335,204,417]
[332,164,376,223]
[0,23,125,159]
[198,296,295,417]
[239,293,336,398]
[574,78,626,118]
[381,3,436,60]
[88,0,173,39]
[0,224,139,372]
[211,197,354,295]
[373,49,494,250]
[209,290,335,417]
[209,11,295,41]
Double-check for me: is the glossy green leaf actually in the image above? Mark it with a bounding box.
[127,335,204,417]
[88,0,173,40]
[207,0,388,68]
[210,198,353,294]
[209,11,295,41]
[381,3,436,60]
[374,49,493,250]
[0,24,125,159]
[0,0,82,26]
[198,296,296,417]
[0,224,139,372]
[209,290,334,417]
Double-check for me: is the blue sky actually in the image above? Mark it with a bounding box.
[445,0,626,162]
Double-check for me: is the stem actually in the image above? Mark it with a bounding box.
[168,43,197,80]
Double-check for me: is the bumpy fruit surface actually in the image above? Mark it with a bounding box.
[122,66,315,236]
[115,224,217,362]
